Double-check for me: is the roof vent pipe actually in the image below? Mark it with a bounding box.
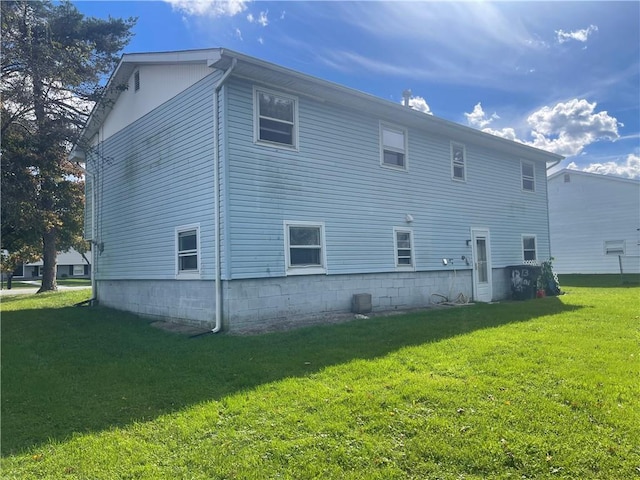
[402,89,412,107]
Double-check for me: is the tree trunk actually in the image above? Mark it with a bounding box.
[38,229,57,292]
[7,274,13,290]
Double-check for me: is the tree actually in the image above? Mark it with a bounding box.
[1,1,135,292]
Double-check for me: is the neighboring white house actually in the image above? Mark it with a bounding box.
[548,169,640,274]
[70,48,563,332]
[13,248,91,279]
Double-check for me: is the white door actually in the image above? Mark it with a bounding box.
[471,228,492,302]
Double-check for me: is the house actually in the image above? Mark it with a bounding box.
[70,48,563,333]
[548,169,640,274]
[10,248,91,279]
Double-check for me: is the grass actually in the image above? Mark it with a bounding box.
[1,276,638,479]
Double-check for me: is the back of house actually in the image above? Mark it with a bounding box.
[548,169,640,274]
[72,48,563,332]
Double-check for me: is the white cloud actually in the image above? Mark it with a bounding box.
[407,96,432,115]
[164,0,249,18]
[555,24,598,44]
[464,103,499,128]
[526,99,619,156]
[467,99,620,157]
[235,28,243,40]
[257,11,268,27]
[568,154,640,179]
[482,127,518,142]
[247,10,268,26]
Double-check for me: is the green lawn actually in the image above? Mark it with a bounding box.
[1,276,638,479]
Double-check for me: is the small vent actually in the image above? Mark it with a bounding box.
[134,70,140,92]
[564,173,570,183]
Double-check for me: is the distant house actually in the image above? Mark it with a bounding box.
[13,248,91,279]
[548,169,640,274]
[70,48,562,332]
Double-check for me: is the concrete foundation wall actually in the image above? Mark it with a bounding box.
[97,269,511,333]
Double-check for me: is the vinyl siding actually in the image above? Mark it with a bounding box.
[549,171,640,273]
[86,72,220,280]
[224,79,551,279]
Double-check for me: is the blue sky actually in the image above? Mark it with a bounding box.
[76,1,639,178]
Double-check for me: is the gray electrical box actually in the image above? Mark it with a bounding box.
[351,293,372,314]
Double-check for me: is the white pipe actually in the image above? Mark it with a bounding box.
[212,57,237,333]
[72,159,98,304]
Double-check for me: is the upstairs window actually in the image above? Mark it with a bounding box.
[284,221,326,275]
[176,224,200,278]
[255,87,298,149]
[522,235,537,262]
[394,228,415,270]
[380,123,407,169]
[521,160,535,192]
[451,142,466,181]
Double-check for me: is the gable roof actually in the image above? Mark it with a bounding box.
[548,168,640,185]
[72,47,563,164]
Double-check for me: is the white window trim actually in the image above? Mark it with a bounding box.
[451,142,466,182]
[380,122,408,171]
[521,160,536,192]
[175,224,201,279]
[254,86,299,151]
[522,234,537,263]
[604,240,625,256]
[393,227,415,271]
[284,221,327,275]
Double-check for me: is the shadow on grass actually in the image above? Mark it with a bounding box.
[559,273,640,288]
[1,296,579,456]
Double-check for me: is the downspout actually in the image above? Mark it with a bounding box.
[73,160,98,305]
[212,57,237,333]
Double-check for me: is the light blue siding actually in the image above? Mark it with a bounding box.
[224,79,550,280]
[86,72,221,280]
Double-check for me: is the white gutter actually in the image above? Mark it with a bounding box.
[211,57,237,333]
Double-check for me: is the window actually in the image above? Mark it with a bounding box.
[451,142,466,181]
[521,160,535,192]
[284,221,326,275]
[176,225,200,278]
[380,123,407,169]
[133,70,140,92]
[604,240,625,255]
[394,228,415,269]
[255,87,298,148]
[522,235,537,262]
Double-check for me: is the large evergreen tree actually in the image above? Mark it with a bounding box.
[1,1,135,291]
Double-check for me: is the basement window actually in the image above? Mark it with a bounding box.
[284,221,326,275]
[522,235,537,262]
[394,227,415,270]
[176,224,200,278]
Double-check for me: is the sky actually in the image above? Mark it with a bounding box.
[75,1,640,178]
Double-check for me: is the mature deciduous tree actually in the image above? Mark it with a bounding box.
[1,0,135,291]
